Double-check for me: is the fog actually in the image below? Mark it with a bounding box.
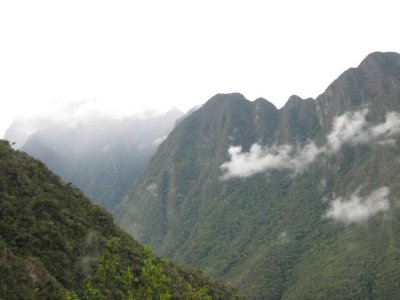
[5,99,180,148]
[5,101,183,210]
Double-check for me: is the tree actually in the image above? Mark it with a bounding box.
[68,237,210,300]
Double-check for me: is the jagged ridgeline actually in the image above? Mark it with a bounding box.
[0,140,242,299]
[116,52,400,299]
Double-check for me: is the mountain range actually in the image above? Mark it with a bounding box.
[5,108,183,211]
[3,51,400,299]
[115,52,400,299]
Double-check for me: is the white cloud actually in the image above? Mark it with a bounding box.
[326,109,369,151]
[220,142,322,179]
[153,135,167,146]
[370,112,400,139]
[221,109,400,179]
[327,109,400,152]
[324,187,390,225]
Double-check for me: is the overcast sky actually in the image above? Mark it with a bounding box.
[1,0,400,138]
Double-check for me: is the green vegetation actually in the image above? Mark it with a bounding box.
[68,238,211,300]
[0,140,242,299]
[116,52,400,299]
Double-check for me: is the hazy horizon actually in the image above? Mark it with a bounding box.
[1,0,400,138]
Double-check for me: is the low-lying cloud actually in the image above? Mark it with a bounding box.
[220,142,320,179]
[327,109,400,151]
[221,109,400,179]
[324,187,390,225]
[152,135,167,146]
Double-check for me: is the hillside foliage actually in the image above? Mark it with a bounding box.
[0,140,242,299]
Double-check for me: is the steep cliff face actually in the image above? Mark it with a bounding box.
[275,95,319,144]
[115,52,400,299]
[315,52,400,132]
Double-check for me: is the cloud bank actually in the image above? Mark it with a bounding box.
[324,187,390,225]
[221,109,400,179]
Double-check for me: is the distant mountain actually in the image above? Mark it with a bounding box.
[115,52,400,299]
[5,108,183,211]
[0,140,242,299]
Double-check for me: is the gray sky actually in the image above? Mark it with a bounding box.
[1,0,400,138]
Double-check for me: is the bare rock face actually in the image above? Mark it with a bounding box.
[315,52,400,131]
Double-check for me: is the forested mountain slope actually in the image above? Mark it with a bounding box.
[0,140,242,299]
[116,52,400,299]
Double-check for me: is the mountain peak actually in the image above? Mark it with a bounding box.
[315,51,400,130]
[358,51,400,70]
[283,95,306,108]
[254,97,278,110]
[116,51,400,299]
[205,93,249,107]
